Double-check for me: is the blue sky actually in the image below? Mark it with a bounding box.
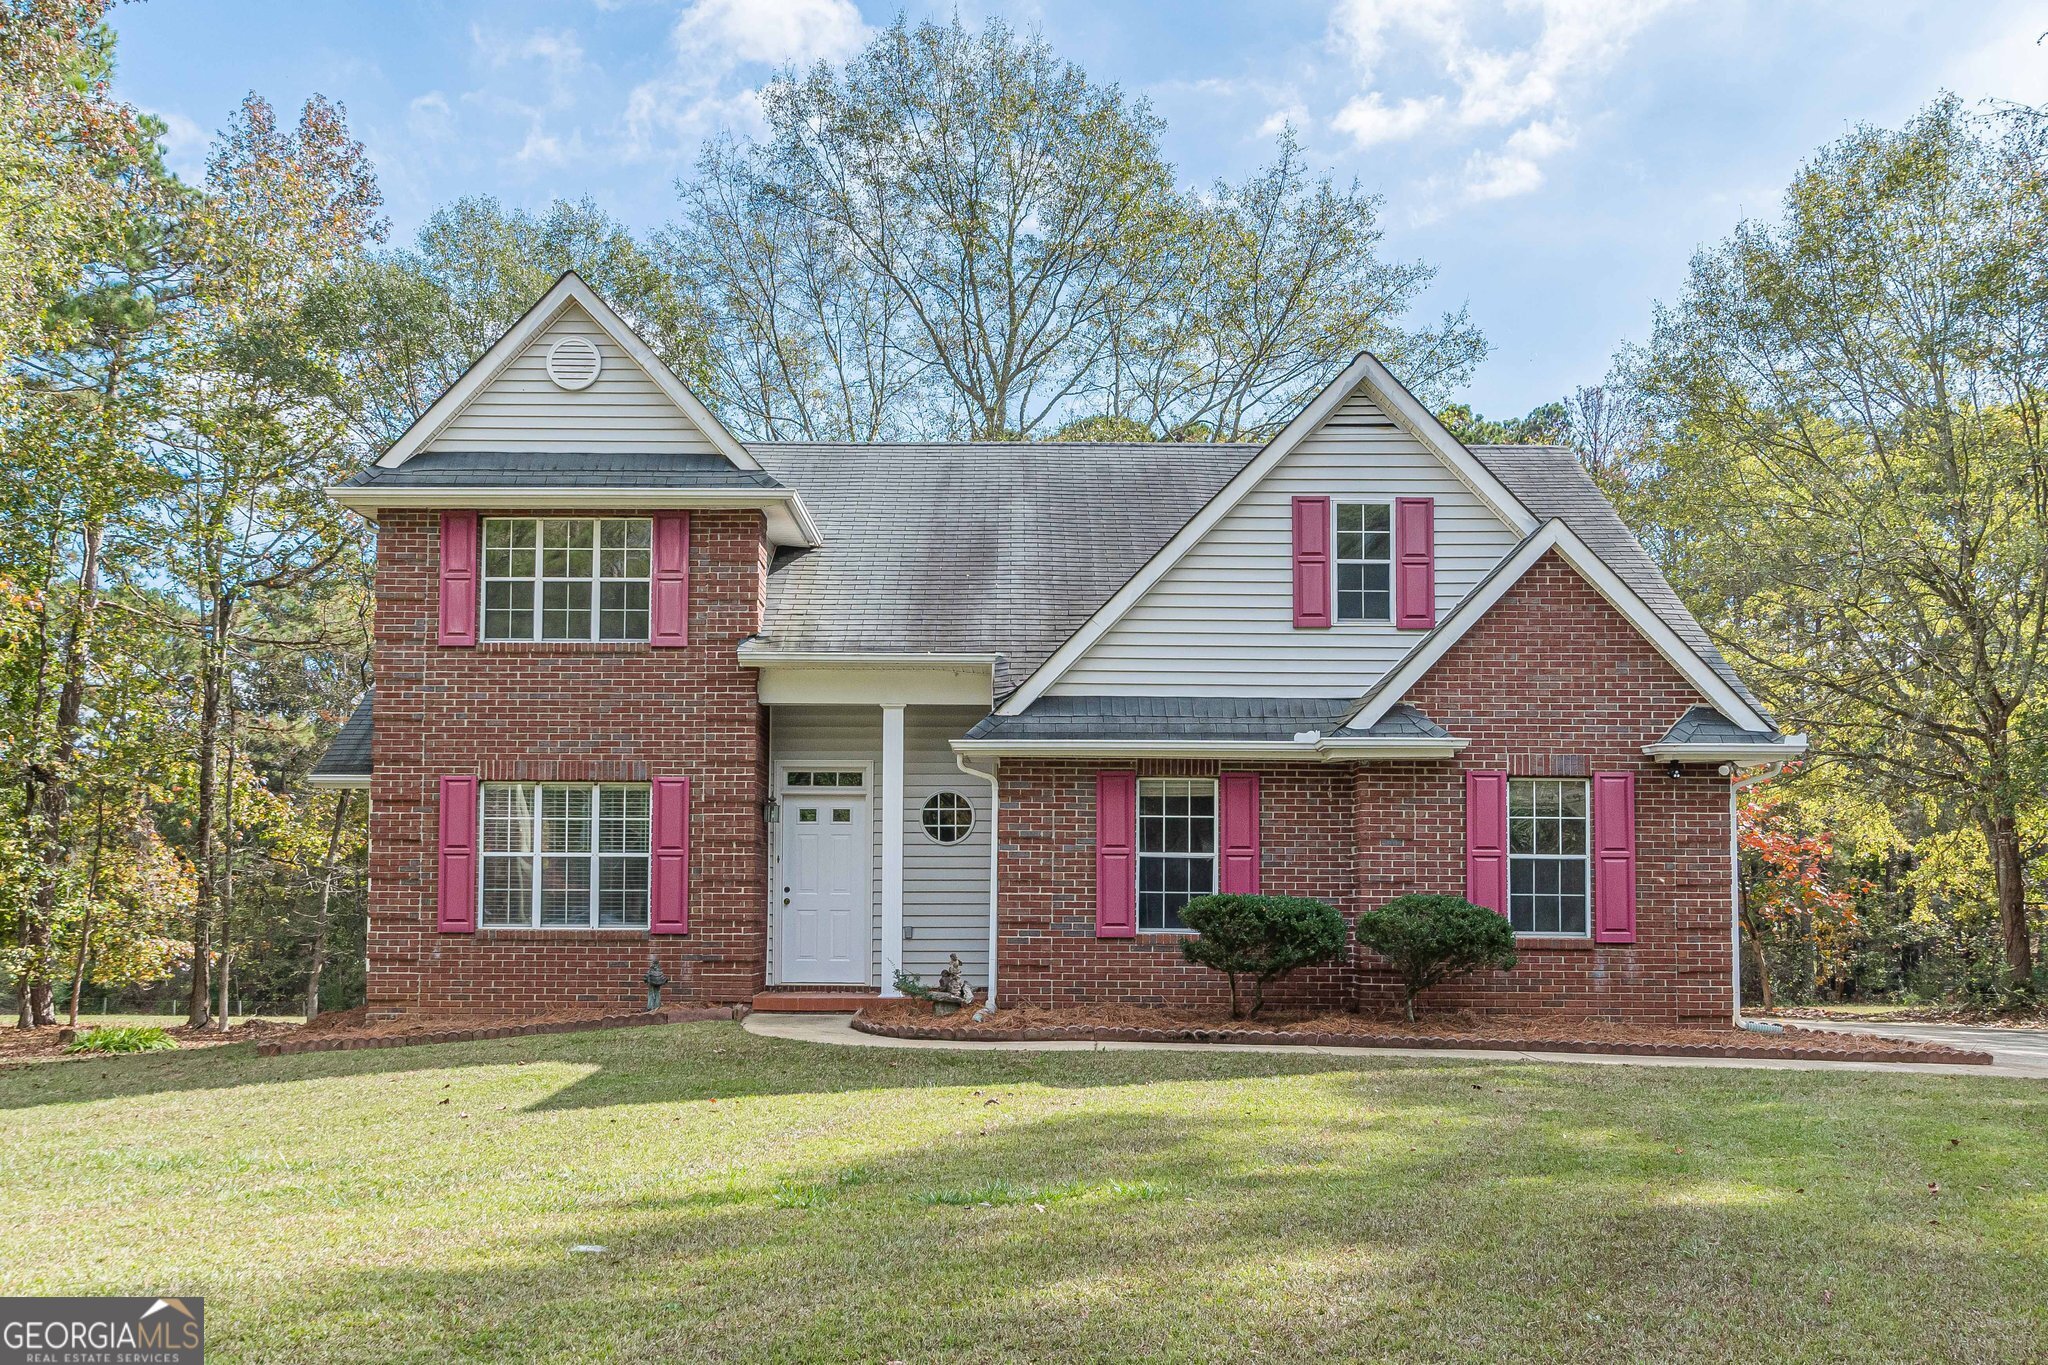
[111,0,2048,416]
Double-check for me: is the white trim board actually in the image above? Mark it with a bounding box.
[995,352,1539,714]
[1346,518,1776,735]
[325,485,821,547]
[948,736,1468,762]
[375,272,762,473]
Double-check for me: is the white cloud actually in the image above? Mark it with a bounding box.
[1332,92,1442,145]
[148,110,209,178]
[1326,0,1683,198]
[622,0,869,162]
[407,92,454,143]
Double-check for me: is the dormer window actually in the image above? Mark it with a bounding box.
[1333,501,1392,623]
[482,517,652,641]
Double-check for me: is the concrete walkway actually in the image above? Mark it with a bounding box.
[742,1011,2047,1079]
[1787,1019,2048,1077]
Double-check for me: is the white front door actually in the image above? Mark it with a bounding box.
[779,796,869,984]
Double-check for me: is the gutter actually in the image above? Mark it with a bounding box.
[954,752,1000,1021]
[948,736,1468,762]
[1727,759,1791,1031]
[324,484,824,547]
[1643,734,1810,762]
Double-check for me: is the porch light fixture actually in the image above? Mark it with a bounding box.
[1665,760,1685,780]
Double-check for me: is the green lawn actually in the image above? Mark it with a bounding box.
[2,1023,2042,1363]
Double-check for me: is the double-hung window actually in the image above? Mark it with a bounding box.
[1334,501,1392,623]
[482,517,651,641]
[1508,778,1589,935]
[480,783,651,929]
[1137,777,1215,932]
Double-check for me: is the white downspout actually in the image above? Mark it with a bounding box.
[956,751,999,1019]
[1728,760,1788,1031]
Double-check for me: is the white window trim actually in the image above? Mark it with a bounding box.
[919,791,976,845]
[1331,497,1395,626]
[478,781,651,932]
[1135,776,1217,935]
[481,515,653,644]
[1508,777,1592,939]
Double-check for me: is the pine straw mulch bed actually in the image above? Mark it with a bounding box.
[0,1017,296,1068]
[852,1000,1994,1065]
[254,1002,741,1056]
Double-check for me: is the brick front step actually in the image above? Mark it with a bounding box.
[752,988,881,1014]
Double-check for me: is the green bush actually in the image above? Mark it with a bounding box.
[1178,894,1349,1018]
[1355,894,1519,1021]
[63,1025,177,1055]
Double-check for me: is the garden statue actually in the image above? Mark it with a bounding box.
[930,954,976,1015]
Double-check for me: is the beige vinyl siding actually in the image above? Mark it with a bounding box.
[901,706,991,985]
[424,302,726,455]
[1049,387,1523,697]
[767,704,990,989]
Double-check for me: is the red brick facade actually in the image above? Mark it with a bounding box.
[994,553,1736,1023]
[365,508,770,1019]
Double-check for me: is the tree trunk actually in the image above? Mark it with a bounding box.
[186,616,228,1028]
[215,710,237,1032]
[65,792,108,1030]
[1980,808,2034,990]
[22,521,102,1027]
[304,789,351,1022]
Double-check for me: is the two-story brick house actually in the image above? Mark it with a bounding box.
[311,272,1804,1024]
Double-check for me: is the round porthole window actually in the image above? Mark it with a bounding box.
[545,335,603,390]
[920,791,974,844]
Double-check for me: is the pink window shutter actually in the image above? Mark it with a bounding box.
[437,775,478,933]
[650,512,690,647]
[1395,496,1436,629]
[650,777,691,935]
[438,511,478,647]
[1464,769,1508,916]
[1592,771,1638,943]
[1219,772,1262,895]
[1291,495,1332,628]
[1095,771,1137,938]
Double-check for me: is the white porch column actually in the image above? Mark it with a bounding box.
[880,703,906,995]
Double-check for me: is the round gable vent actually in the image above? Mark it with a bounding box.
[545,335,603,390]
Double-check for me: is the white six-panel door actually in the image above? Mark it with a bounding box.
[778,796,869,984]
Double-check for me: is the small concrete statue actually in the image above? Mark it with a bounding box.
[930,954,976,1016]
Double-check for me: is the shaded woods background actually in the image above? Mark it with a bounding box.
[3,2,2043,1026]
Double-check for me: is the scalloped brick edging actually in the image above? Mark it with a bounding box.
[254,1005,744,1057]
[848,1017,1994,1066]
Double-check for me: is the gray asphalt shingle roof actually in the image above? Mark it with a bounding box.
[961,696,1446,744]
[751,443,1259,691]
[1657,705,1794,747]
[1465,444,1768,721]
[311,692,374,779]
[340,450,783,490]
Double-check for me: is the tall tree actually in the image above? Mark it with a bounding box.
[1628,95,2048,989]
[151,92,383,1025]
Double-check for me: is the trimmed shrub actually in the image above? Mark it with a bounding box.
[1355,894,1519,1021]
[64,1025,177,1055]
[1178,894,1349,1018]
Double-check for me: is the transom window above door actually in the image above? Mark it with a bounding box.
[1334,501,1392,623]
[482,517,651,642]
[785,770,865,789]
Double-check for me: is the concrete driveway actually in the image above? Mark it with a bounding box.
[1786,1019,2048,1078]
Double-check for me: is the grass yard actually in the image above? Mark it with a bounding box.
[2,1023,2043,1363]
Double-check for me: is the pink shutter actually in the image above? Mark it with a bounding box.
[1395,496,1436,629]
[650,776,691,934]
[1592,771,1637,943]
[438,511,478,647]
[1291,495,1332,628]
[1464,769,1508,916]
[650,512,690,647]
[437,775,478,933]
[1219,772,1261,894]
[1095,771,1137,938]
